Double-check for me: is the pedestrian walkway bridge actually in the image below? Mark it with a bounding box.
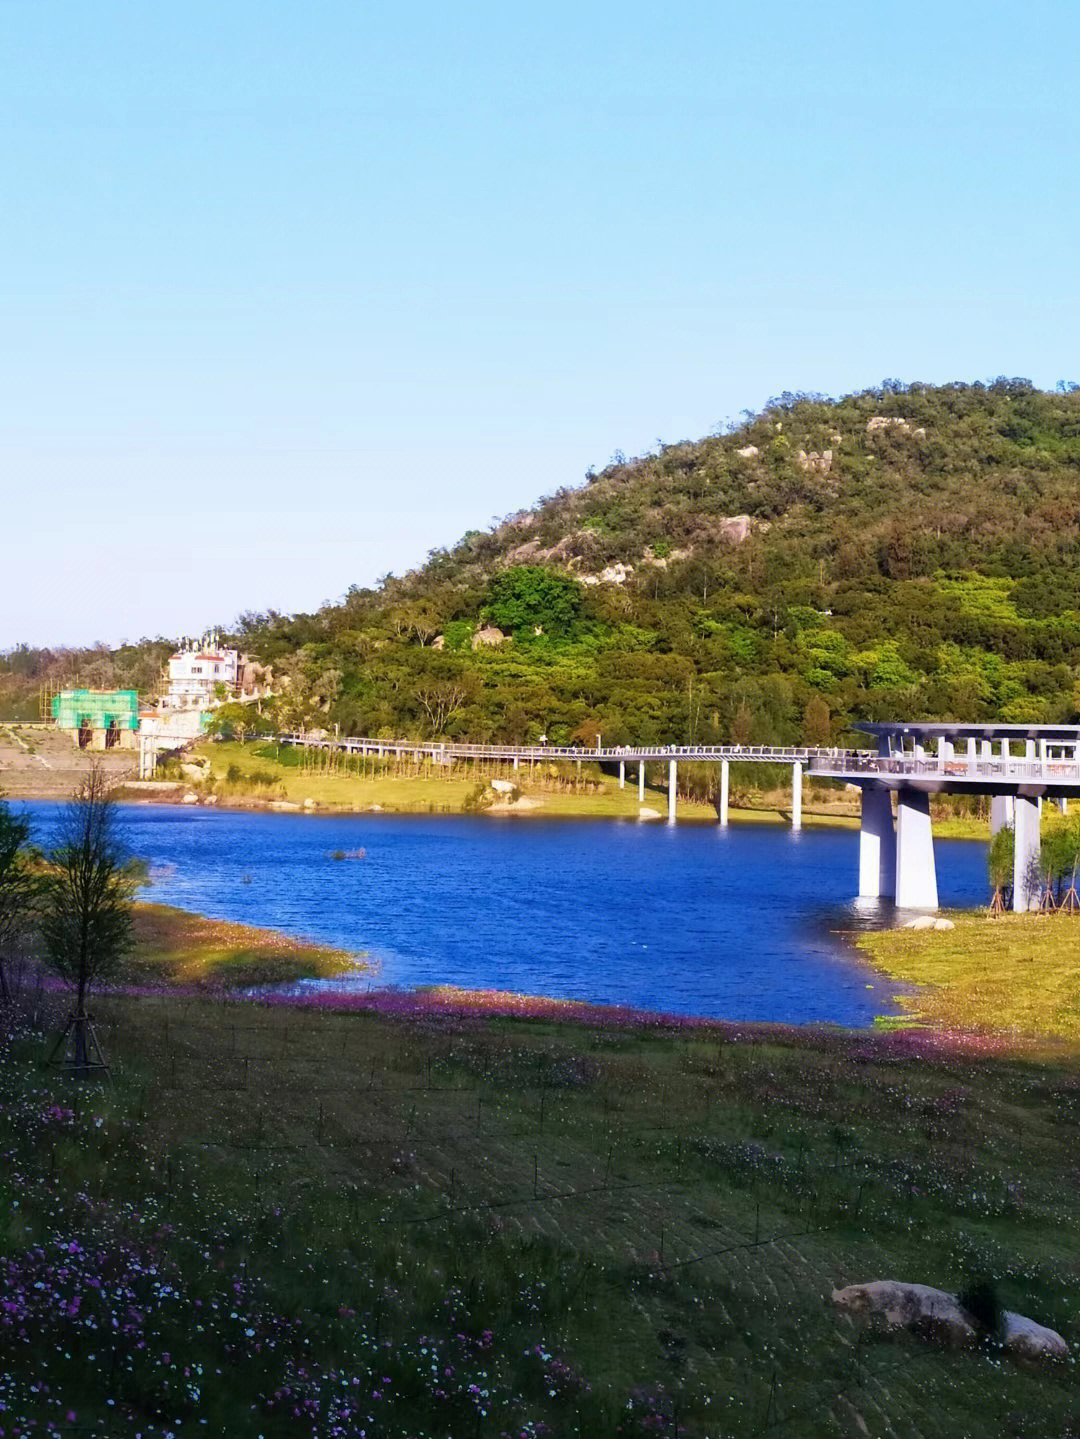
[279,723,1080,914]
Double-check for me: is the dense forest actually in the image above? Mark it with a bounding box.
[8,379,1080,746]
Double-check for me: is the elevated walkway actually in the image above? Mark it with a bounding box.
[279,722,1078,912]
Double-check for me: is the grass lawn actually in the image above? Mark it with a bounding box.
[2,907,1079,1436]
[856,911,1080,1043]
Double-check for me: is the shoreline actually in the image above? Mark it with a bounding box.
[17,778,990,839]
[121,896,975,1046]
[127,891,1080,1055]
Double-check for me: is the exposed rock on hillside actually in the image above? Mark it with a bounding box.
[833,1282,1069,1366]
[719,515,752,543]
[796,449,833,474]
[471,626,506,649]
[832,1282,977,1347]
[1001,1311,1069,1364]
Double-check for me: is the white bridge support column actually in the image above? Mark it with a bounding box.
[668,758,677,823]
[894,789,938,910]
[859,787,896,899]
[1013,795,1041,912]
[719,759,729,827]
[990,795,1015,835]
[638,761,645,803]
[791,762,802,830]
[618,759,625,790]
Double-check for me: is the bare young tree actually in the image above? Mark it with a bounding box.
[41,764,135,1077]
[415,679,470,736]
[0,799,37,1004]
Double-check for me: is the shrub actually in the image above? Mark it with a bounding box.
[958,1274,1002,1338]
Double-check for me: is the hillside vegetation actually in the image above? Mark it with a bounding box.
[8,379,1080,752]
[234,379,1080,749]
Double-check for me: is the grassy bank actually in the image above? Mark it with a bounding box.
[857,911,1080,1043]
[3,973,1079,1439]
[127,902,365,990]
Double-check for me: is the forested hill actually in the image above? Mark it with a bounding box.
[11,379,1080,747]
[234,379,1080,748]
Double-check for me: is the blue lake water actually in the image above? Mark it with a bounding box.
[22,804,990,1026]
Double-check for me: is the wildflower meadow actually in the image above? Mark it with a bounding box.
[1,957,1078,1437]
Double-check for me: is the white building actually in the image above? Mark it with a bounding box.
[161,634,241,712]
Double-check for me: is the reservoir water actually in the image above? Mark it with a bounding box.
[23,804,989,1026]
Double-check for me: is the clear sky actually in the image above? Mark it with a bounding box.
[3,0,1078,648]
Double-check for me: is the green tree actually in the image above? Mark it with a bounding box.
[206,701,273,744]
[802,694,831,747]
[40,766,135,1076]
[988,826,1014,905]
[484,566,582,640]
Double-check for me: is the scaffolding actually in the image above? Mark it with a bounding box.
[39,677,79,725]
[51,690,139,749]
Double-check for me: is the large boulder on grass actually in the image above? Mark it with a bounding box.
[1001,1311,1069,1365]
[831,1282,977,1347]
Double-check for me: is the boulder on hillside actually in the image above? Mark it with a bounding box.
[796,449,833,474]
[719,515,752,544]
[471,626,506,650]
[1001,1311,1069,1365]
[831,1282,977,1347]
[735,445,759,458]
[866,416,926,438]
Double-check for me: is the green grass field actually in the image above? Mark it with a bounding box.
[3,902,1079,1437]
[857,911,1080,1044]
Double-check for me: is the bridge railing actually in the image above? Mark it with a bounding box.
[808,753,1080,782]
[276,734,869,764]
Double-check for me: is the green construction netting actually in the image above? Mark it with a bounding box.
[51,690,139,731]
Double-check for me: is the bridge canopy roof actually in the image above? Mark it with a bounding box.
[856,721,1080,743]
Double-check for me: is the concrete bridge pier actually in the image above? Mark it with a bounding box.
[719,759,729,827]
[791,762,802,830]
[990,795,1015,834]
[638,761,645,804]
[668,758,677,823]
[1013,795,1041,911]
[858,787,896,899]
[894,789,938,910]
[618,759,625,790]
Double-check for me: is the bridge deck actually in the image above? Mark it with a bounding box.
[276,736,1080,794]
[279,733,1080,794]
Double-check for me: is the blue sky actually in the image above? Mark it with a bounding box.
[3,0,1078,647]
